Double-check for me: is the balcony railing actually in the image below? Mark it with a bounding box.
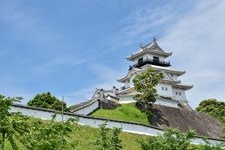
[132,58,170,68]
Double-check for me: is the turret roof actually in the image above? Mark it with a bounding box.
[142,37,164,52]
[127,38,172,61]
[117,65,185,83]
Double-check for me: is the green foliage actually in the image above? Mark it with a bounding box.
[19,117,77,150]
[139,129,195,150]
[196,99,225,123]
[0,94,76,150]
[196,99,225,137]
[27,92,67,111]
[95,122,122,150]
[91,104,149,125]
[0,95,28,150]
[133,67,163,106]
[111,128,123,150]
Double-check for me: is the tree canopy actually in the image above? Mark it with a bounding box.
[196,99,225,123]
[27,92,67,111]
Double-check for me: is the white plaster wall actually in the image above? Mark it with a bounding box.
[10,106,63,121]
[9,105,223,146]
[129,75,135,86]
[118,95,178,108]
[133,54,165,64]
[145,54,165,61]
[156,83,173,97]
[155,98,178,108]
[119,95,135,104]
[172,88,186,101]
[73,100,99,115]
[124,80,130,88]
[78,117,163,136]
[133,56,143,64]
[171,74,178,80]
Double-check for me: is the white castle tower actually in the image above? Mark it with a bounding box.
[117,38,193,108]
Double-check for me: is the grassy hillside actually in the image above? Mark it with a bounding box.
[91,103,149,125]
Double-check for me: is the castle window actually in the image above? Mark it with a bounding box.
[175,91,178,95]
[179,92,181,95]
[153,56,159,63]
[138,58,143,64]
[165,87,168,91]
[162,87,164,90]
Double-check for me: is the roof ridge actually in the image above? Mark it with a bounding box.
[141,38,164,52]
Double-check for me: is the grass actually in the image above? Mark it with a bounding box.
[91,103,149,125]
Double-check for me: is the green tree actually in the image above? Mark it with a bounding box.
[196,99,225,123]
[111,128,123,150]
[95,122,122,150]
[27,92,67,111]
[0,95,28,150]
[133,68,163,107]
[196,99,225,137]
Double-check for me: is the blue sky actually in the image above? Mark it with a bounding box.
[0,0,225,107]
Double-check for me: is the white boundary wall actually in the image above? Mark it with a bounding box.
[73,100,99,115]
[118,95,179,108]
[10,104,224,146]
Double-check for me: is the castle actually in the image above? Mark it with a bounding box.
[92,38,193,109]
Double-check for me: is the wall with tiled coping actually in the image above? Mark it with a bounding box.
[10,104,224,146]
[72,99,100,115]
